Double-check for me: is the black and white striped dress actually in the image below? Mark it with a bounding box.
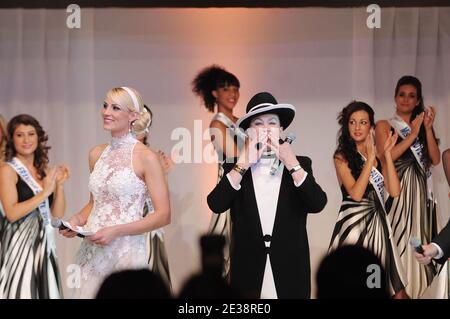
[0,176,62,299]
[329,159,407,296]
[386,134,441,298]
[143,199,172,292]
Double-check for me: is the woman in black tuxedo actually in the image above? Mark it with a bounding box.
[207,92,327,299]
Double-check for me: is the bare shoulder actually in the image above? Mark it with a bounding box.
[333,152,346,162]
[210,119,227,130]
[375,120,391,131]
[209,120,230,143]
[89,144,108,166]
[134,142,159,164]
[333,152,349,168]
[0,163,17,181]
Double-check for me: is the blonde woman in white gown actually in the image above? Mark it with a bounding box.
[60,87,171,298]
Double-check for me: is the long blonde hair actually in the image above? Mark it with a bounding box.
[0,114,7,162]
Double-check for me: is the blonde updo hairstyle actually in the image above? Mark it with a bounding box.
[106,87,152,136]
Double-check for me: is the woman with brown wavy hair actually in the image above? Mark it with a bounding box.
[0,114,69,298]
[329,101,408,298]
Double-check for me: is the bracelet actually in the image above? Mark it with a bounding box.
[233,164,247,176]
[289,164,303,175]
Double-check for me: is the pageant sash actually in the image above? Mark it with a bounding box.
[212,112,247,157]
[389,115,434,200]
[7,157,56,254]
[7,157,51,226]
[146,198,164,240]
[359,153,386,212]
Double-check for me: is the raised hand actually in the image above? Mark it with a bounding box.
[43,167,57,197]
[267,128,298,170]
[383,131,398,156]
[411,112,425,138]
[423,106,436,130]
[365,129,377,165]
[56,165,70,187]
[157,150,174,175]
[237,128,268,169]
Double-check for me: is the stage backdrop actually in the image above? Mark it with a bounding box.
[0,6,449,298]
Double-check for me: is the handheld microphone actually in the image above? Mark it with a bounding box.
[51,218,86,238]
[270,132,296,175]
[410,237,424,254]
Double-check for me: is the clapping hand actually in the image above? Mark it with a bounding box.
[423,106,436,130]
[365,129,377,165]
[43,167,57,197]
[383,131,398,156]
[157,151,174,175]
[411,112,425,138]
[56,165,70,187]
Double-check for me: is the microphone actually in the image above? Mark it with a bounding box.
[270,132,296,175]
[410,237,424,254]
[51,218,86,238]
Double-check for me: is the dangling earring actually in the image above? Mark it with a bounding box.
[129,120,136,134]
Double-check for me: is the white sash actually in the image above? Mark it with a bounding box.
[145,198,164,240]
[389,114,434,200]
[7,157,56,253]
[212,112,247,152]
[359,153,386,212]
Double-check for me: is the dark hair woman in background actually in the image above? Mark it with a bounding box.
[375,75,442,298]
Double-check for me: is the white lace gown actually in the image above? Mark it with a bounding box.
[72,134,149,298]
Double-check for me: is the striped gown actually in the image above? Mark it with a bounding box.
[0,177,62,299]
[143,199,172,292]
[329,161,407,296]
[386,135,443,298]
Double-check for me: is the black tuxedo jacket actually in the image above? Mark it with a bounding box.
[433,220,450,264]
[207,156,327,298]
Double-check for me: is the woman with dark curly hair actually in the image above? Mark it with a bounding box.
[192,65,246,278]
[329,101,408,298]
[375,76,442,298]
[0,114,69,298]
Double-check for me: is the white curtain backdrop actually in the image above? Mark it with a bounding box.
[0,7,449,298]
